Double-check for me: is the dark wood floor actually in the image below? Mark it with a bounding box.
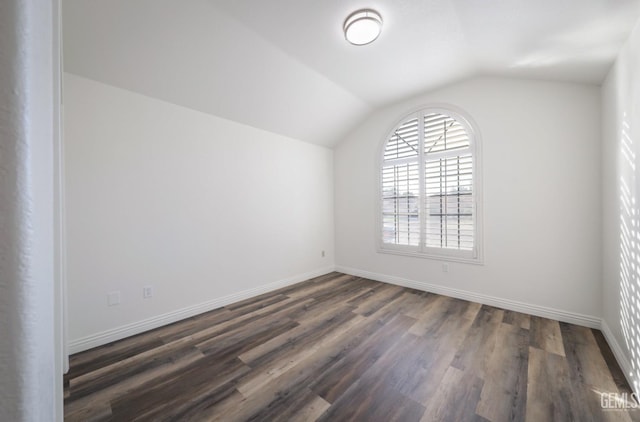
[65,272,638,421]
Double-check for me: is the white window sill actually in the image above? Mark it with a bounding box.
[377,246,484,265]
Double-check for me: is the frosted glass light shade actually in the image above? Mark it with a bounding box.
[344,9,382,46]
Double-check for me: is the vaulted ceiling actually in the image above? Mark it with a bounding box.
[63,0,640,147]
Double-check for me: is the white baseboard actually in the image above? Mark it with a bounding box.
[68,266,336,354]
[601,319,636,394]
[335,265,601,328]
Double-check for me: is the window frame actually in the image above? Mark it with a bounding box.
[376,104,484,264]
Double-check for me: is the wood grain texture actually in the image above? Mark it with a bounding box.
[530,316,566,356]
[64,272,637,421]
[476,323,528,421]
[526,347,579,422]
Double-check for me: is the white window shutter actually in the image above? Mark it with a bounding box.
[381,109,478,260]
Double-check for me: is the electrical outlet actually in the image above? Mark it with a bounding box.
[143,286,153,299]
[107,291,121,307]
[442,263,449,273]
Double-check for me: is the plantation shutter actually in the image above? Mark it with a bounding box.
[381,110,476,258]
[381,118,420,246]
[423,113,474,252]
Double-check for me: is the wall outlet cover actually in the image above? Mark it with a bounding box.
[107,291,121,306]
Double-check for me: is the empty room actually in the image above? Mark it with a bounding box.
[3,0,640,421]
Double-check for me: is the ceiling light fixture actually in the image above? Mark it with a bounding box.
[343,9,382,46]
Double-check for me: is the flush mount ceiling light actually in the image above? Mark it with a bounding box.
[343,9,383,46]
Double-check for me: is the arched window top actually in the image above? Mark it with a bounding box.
[379,105,483,263]
[383,110,473,162]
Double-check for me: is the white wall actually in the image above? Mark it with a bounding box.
[64,73,334,350]
[335,77,602,320]
[602,19,640,393]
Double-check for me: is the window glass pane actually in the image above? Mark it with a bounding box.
[382,161,419,246]
[383,214,420,246]
[425,154,473,251]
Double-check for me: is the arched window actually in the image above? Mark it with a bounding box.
[379,107,482,262]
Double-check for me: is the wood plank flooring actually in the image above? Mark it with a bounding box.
[64,272,639,421]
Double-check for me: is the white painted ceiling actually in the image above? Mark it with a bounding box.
[63,0,640,147]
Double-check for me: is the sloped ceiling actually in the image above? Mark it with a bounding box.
[63,0,640,147]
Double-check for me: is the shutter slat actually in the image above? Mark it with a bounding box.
[384,118,420,160]
[424,113,470,154]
